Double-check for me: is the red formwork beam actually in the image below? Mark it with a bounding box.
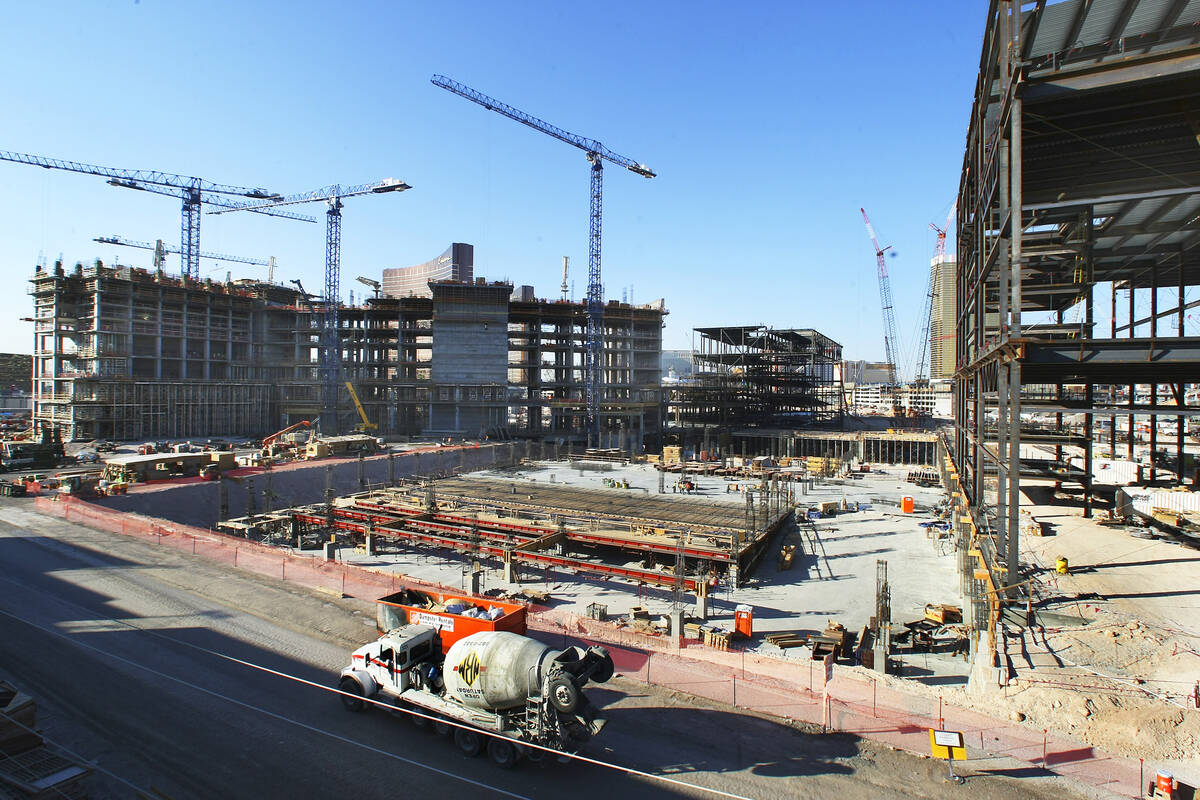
[293,511,697,590]
[566,528,732,563]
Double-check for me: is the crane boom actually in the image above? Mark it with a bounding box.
[94,235,272,267]
[430,75,656,178]
[0,148,312,280]
[860,208,900,388]
[431,74,655,445]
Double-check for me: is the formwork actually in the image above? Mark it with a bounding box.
[220,474,793,588]
[956,0,1200,601]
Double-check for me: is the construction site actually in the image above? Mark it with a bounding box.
[2,2,1200,798]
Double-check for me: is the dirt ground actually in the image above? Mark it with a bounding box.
[935,479,1200,785]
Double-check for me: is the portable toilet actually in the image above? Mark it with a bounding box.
[901,496,915,513]
[734,604,754,638]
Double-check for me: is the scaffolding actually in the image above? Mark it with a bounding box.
[956,0,1200,604]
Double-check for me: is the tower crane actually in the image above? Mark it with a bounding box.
[212,179,411,435]
[915,203,956,384]
[0,149,315,280]
[431,74,655,446]
[860,208,900,389]
[94,235,277,282]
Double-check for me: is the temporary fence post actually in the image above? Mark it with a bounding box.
[732,674,737,707]
[873,681,877,717]
[282,558,286,581]
[1140,758,1144,793]
[939,695,943,728]
[192,537,196,555]
[1042,729,1047,766]
[234,548,238,566]
[342,572,346,596]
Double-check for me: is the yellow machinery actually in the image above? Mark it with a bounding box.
[345,382,377,431]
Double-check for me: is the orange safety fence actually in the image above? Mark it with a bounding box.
[34,494,1146,796]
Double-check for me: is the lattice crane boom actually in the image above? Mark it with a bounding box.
[861,208,900,388]
[212,179,411,435]
[430,74,655,445]
[0,149,312,280]
[94,235,273,268]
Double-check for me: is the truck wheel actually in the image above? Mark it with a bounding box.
[431,715,452,736]
[409,706,428,728]
[487,738,518,769]
[454,728,482,757]
[547,677,578,713]
[339,677,365,712]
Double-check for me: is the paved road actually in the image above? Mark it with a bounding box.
[0,502,1091,800]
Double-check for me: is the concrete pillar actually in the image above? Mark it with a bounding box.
[323,541,337,561]
[365,533,376,556]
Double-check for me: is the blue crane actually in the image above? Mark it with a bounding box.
[94,235,276,281]
[430,74,655,446]
[211,179,411,434]
[0,149,315,280]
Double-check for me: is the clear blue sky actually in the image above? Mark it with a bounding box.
[0,1,984,374]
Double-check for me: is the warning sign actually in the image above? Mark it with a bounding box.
[929,729,966,761]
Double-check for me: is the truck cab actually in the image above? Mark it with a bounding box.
[342,625,440,703]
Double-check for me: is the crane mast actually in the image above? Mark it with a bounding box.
[431,74,655,446]
[212,179,410,434]
[860,208,900,388]
[0,149,314,280]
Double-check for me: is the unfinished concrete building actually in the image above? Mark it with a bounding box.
[954,0,1200,622]
[30,262,666,445]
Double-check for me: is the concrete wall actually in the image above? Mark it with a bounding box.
[92,444,519,528]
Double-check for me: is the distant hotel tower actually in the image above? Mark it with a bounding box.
[382,243,474,298]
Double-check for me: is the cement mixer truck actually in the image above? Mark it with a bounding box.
[337,625,614,768]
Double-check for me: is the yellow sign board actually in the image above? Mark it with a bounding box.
[929,729,967,761]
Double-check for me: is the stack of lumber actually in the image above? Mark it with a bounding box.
[764,631,807,649]
[777,544,797,570]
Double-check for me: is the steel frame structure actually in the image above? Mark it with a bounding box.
[956,0,1200,613]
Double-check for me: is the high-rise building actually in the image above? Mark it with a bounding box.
[382,243,473,298]
[929,254,957,380]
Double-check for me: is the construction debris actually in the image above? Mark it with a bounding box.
[0,681,91,799]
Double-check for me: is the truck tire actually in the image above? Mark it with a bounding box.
[409,706,428,728]
[547,677,578,713]
[487,738,518,769]
[592,652,615,683]
[454,728,482,757]
[339,676,365,712]
[431,715,452,736]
